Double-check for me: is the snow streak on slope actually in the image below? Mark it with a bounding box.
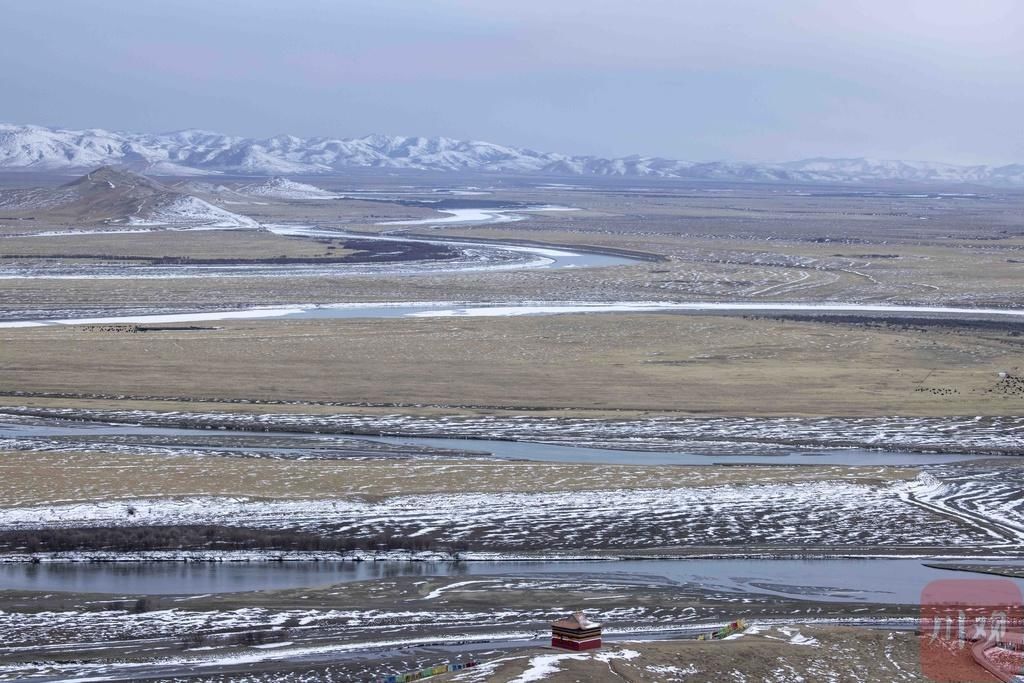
[128,195,260,229]
[3,123,1024,186]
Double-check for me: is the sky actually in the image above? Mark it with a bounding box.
[2,0,1022,165]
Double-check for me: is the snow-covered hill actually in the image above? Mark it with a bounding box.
[128,195,259,229]
[0,166,259,229]
[1,123,1022,187]
[239,177,336,199]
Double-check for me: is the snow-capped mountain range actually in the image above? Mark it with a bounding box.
[2,123,1023,187]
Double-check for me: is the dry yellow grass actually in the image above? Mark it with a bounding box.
[0,229,354,260]
[0,450,914,507]
[0,314,1020,416]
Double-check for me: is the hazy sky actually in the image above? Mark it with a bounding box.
[2,0,1022,164]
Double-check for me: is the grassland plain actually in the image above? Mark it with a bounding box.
[0,450,913,507]
[0,230,356,261]
[1,314,1020,416]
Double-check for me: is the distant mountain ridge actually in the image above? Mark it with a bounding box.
[2,123,1023,187]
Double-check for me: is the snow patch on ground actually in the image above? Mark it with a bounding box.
[379,205,579,227]
[647,663,701,677]
[499,648,640,683]
[407,300,1024,319]
[779,626,820,647]
[420,580,494,600]
[0,477,1003,550]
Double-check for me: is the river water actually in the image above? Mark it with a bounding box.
[0,223,638,281]
[1,558,1020,603]
[0,419,1001,466]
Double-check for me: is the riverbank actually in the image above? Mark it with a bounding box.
[5,405,1023,454]
[4,548,1020,564]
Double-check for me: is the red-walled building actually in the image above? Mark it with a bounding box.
[551,612,602,651]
